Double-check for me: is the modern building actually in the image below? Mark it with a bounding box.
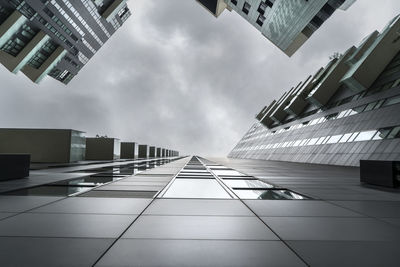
[85,137,120,160]
[120,142,138,159]
[0,0,131,84]
[196,0,356,56]
[0,128,85,163]
[0,155,399,266]
[229,14,400,166]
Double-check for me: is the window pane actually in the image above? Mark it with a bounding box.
[163,179,231,199]
[383,95,400,107]
[387,126,400,139]
[212,170,246,176]
[327,134,343,144]
[354,130,377,142]
[224,179,273,189]
[234,189,308,200]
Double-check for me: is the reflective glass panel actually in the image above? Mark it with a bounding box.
[212,170,246,176]
[224,179,273,188]
[327,135,343,144]
[387,126,400,139]
[234,189,308,200]
[163,179,231,198]
[354,130,377,142]
[4,186,91,196]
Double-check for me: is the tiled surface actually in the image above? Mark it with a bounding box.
[33,197,152,215]
[0,212,15,220]
[262,217,400,241]
[123,215,278,240]
[144,199,253,216]
[287,241,400,267]
[0,196,62,212]
[333,201,400,217]
[245,200,362,217]
[96,239,306,267]
[0,237,113,267]
[0,213,136,238]
[0,156,399,266]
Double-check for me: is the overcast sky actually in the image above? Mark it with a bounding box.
[0,0,399,156]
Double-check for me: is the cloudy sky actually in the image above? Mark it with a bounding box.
[0,0,399,156]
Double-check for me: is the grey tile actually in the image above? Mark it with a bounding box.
[382,218,400,228]
[124,215,278,240]
[96,239,306,267]
[33,197,151,214]
[245,200,362,217]
[288,241,400,267]
[333,201,400,218]
[0,196,62,212]
[0,213,135,238]
[0,212,15,220]
[262,217,400,241]
[0,237,113,267]
[144,199,253,216]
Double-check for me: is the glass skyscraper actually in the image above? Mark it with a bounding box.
[0,0,130,84]
[229,14,400,166]
[196,0,356,56]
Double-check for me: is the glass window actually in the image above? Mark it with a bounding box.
[315,136,326,145]
[224,179,273,189]
[339,133,353,143]
[383,95,400,107]
[337,110,349,118]
[347,132,360,142]
[354,130,377,142]
[364,101,378,112]
[163,179,231,199]
[212,170,246,177]
[308,138,319,146]
[321,136,331,144]
[293,140,302,147]
[327,134,343,144]
[233,189,308,200]
[387,126,400,139]
[372,128,391,140]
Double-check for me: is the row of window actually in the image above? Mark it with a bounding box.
[244,93,400,143]
[59,0,104,46]
[229,0,274,27]
[44,5,80,42]
[233,125,400,152]
[82,0,111,38]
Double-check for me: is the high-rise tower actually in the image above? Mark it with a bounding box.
[0,0,131,84]
[196,0,356,56]
[229,14,400,166]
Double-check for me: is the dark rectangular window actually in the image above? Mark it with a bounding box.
[242,2,251,15]
[265,0,275,8]
[231,0,237,6]
[258,2,267,14]
[256,14,266,26]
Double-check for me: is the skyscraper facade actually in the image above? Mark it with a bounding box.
[196,0,356,56]
[0,0,130,84]
[1,155,399,266]
[229,14,400,166]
